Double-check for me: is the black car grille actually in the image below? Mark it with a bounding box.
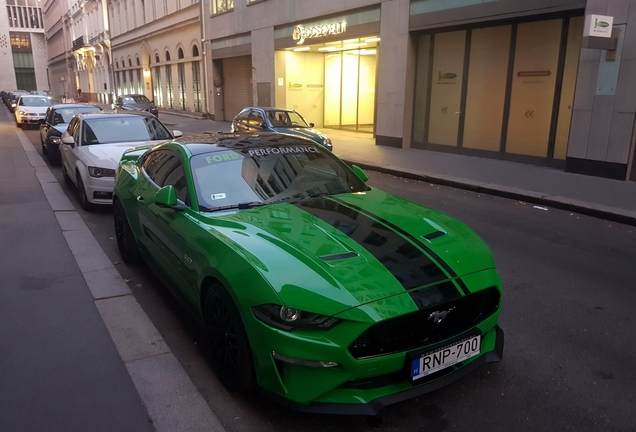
[348,287,500,359]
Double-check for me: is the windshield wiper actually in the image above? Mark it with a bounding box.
[200,202,267,212]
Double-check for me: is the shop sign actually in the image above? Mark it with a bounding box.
[292,21,347,45]
[584,14,613,38]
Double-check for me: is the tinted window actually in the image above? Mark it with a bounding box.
[131,95,151,103]
[143,150,189,204]
[52,106,101,124]
[81,116,172,144]
[191,143,369,211]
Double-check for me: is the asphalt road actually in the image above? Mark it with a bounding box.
[19,122,636,432]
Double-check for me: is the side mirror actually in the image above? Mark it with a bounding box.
[61,135,75,148]
[351,165,369,183]
[155,185,185,210]
[309,122,315,128]
[172,130,183,138]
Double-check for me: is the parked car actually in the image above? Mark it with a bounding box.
[113,94,159,117]
[14,95,52,128]
[5,90,28,111]
[40,103,103,165]
[231,107,333,151]
[60,112,182,210]
[113,132,504,414]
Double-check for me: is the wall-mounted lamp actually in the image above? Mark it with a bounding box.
[143,68,151,77]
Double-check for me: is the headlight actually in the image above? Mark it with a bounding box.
[88,166,115,178]
[51,137,62,144]
[18,110,27,115]
[252,304,340,331]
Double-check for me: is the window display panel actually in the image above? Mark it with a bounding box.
[463,25,511,152]
[505,19,562,157]
[324,53,342,127]
[358,52,376,130]
[428,30,466,147]
[554,16,583,160]
[413,34,431,143]
[341,51,360,128]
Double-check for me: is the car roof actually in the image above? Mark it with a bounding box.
[240,107,294,113]
[50,103,101,109]
[170,132,320,156]
[119,94,146,97]
[74,111,156,120]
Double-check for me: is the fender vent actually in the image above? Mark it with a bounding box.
[319,252,359,262]
[423,231,445,241]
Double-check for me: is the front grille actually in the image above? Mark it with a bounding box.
[348,287,500,359]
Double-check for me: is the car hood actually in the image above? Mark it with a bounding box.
[79,141,159,169]
[124,103,155,110]
[202,189,497,316]
[19,105,49,114]
[53,123,69,134]
[269,127,328,144]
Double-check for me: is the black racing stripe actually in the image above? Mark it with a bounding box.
[330,197,471,296]
[294,197,455,294]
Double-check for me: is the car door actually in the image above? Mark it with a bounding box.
[136,149,199,303]
[232,109,250,132]
[61,117,82,185]
[246,109,266,132]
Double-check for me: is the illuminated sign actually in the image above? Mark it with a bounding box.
[584,14,613,38]
[292,21,347,45]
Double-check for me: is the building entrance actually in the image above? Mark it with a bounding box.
[275,37,379,133]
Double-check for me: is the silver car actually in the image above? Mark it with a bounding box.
[14,95,52,128]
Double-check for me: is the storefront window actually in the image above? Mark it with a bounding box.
[428,30,466,147]
[505,19,562,157]
[166,65,173,109]
[413,34,431,143]
[154,66,163,108]
[463,25,511,152]
[192,60,201,112]
[178,63,186,110]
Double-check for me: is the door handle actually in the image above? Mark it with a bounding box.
[455,111,462,114]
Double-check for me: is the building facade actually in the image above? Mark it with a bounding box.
[203,0,636,182]
[107,0,205,113]
[1,0,48,91]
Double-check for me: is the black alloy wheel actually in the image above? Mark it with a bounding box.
[76,172,91,211]
[204,285,255,393]
[113,199,140,264]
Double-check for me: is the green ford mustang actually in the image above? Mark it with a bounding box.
[113,132,504,415]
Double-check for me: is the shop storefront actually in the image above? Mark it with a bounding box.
[411,12,584,166]
[273,8,381,133]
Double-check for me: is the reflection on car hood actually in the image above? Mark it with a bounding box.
[269,127,328,144]
[124,103,155,110]
[53,123,69,134]
[203,189,496,316]
[79,140,160,169]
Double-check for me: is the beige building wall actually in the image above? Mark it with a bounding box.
[0,0,18,90]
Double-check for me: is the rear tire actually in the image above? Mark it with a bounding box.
[113,199,140,264]
[204,284,255,393]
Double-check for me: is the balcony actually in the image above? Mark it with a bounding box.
[72,36,85,51]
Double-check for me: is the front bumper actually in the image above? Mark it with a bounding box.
[17,115,45,124]
[84,174,115,205]
[266,326,504,415]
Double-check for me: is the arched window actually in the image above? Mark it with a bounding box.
[178,48,184,59]
[192,45,199,57]
[165,51,171,61]
[136,57,140,66]
[128,58,132,67]
[155,54,160,64]
[115,60,119,69]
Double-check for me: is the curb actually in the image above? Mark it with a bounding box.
[12,117,226,432]
[346,161,636,227]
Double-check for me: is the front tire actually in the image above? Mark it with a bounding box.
[204,284,255,393]
[114,199,140,264]
[76,172,92,211]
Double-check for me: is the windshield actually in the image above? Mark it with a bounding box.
[53,106,101,124]
[265,110,309,128]
[20,97,51,107]
[191,144,369,211]
[81,116,172,145]
[121,95,151,104]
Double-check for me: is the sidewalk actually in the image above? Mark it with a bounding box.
[0,109,225,432]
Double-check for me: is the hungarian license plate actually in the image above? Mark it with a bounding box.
[411,335,481,381]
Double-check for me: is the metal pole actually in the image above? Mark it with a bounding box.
[626,114,636,181]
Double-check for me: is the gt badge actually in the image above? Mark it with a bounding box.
[428,307,455,324]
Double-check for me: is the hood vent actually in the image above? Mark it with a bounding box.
[422,231,446,241]
[319,252,359,262]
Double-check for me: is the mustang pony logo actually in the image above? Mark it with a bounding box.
[428,307,456,324]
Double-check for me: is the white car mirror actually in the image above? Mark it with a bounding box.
[61,135,75,147]
[173,130,183,138]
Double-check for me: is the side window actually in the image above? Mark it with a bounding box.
[248,110,264,126]
[116,97,122,105]
[236,110,249,124]
[143,150,189,205]
[71,120,82,143]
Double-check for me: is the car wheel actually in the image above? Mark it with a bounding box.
[113,199,140,264]
[204,284,255,393]
[76,172,92,211]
